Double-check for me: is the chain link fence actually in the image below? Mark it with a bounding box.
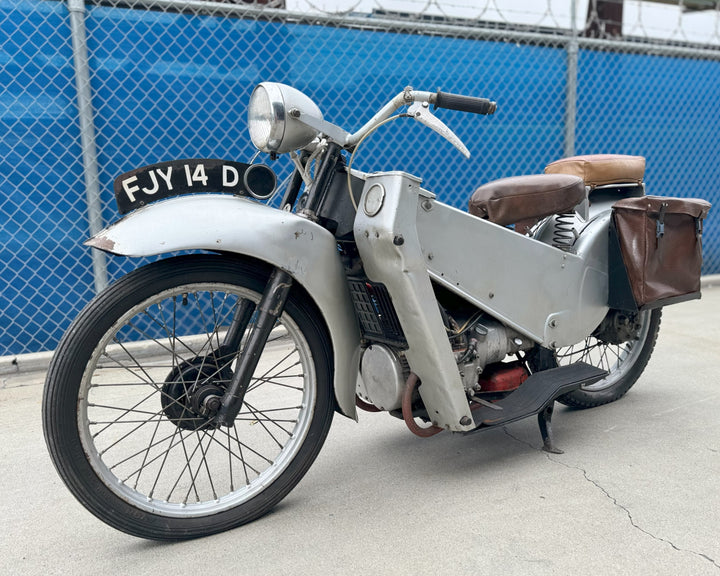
[2,0,720,357]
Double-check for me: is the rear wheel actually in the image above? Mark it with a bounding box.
[530,309,662,408]
[43,255,334,540]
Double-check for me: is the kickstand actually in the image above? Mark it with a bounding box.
[538,402,564,454]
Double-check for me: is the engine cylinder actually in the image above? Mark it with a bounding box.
[456,318,532,390]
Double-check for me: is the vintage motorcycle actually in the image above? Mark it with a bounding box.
[42,83,710,540]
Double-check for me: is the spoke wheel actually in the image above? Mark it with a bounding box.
[43,255,334,540]
[552,309,662,407]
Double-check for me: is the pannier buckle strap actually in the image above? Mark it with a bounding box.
[696,217,703,238]
[656,202,668,239]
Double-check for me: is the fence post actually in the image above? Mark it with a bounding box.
[67,0,108,293]
[565,0,579,158]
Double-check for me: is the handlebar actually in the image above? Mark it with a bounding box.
[433,90,497,116]
[344,87,497,147]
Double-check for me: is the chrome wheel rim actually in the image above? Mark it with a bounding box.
[77,283,316,517]
[554,310,651,392]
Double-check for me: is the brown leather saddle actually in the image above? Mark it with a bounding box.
[469,154,645,233]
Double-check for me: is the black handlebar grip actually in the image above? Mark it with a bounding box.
[434,91,497,115]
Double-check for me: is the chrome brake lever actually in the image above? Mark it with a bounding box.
[407,101,470,159]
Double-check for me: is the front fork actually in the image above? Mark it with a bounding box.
[215,267,294,427]
[216,144,342,426]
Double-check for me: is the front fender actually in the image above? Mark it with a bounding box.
[87,194,360,419]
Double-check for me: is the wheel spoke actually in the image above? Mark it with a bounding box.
[243,400,297,439]
[90,388,163,444]
[249,374,304,392]
[208,427,263,476]
[115,426,183,479]
[189,429,218,502]
[170,431,203,503]
[149,425,182,499]
[131,416,162,490]
[246,349,301,393]
[102,339,157,384]
[227,429,235,492]
[550,310,657,396]
[89,382,195,440]
[232,425,253,486]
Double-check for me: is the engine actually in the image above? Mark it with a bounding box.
[450,316,533,392]
[355,312,533,411]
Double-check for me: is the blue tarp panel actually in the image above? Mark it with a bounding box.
[1,1,718,355]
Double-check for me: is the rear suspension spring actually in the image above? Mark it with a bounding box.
[552,212,576,252]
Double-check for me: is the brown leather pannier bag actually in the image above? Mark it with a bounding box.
[609,196,711,311]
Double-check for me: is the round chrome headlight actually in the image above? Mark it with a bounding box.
[247,82,322,154]
[248,83,284,153]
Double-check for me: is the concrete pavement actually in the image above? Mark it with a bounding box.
[1,288,719,576]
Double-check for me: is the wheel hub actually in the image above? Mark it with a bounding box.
[161,357,231,431]
[593,310,642,345]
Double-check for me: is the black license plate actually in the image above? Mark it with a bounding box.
[113,159,276,214]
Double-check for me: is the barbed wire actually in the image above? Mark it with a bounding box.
[90,0,720,45]
[273,0,720,44]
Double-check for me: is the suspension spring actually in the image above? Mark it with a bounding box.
[552,212,576,252]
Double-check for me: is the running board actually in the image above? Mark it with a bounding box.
[466,362,608,452]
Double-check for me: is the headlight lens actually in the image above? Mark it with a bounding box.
[248,84,284,153]
[247,82,323,154]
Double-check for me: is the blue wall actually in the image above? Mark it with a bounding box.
[1,1,718,355]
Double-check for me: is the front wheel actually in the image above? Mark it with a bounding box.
[42,255,334,540]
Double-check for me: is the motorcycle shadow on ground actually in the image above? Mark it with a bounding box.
[123,390,651,549]
[286,404,631,501]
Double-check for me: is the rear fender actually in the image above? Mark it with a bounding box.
[86,194,360,419]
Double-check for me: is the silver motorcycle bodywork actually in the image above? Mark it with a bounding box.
[354,171,611,432]
[88,168,615,433]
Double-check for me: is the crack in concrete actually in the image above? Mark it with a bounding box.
[548,455,720,570]
[502,427,720,570]
[501,427,536,450]
[0,378,41,390]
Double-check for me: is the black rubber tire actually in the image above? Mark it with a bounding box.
[556,309,662,408]
[42,255,334,540]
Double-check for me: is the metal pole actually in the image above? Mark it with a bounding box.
[67,0,108,293]
[565,0,579,158]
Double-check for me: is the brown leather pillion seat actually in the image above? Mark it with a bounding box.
[545,154,645,188]
[469,173,585,232]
